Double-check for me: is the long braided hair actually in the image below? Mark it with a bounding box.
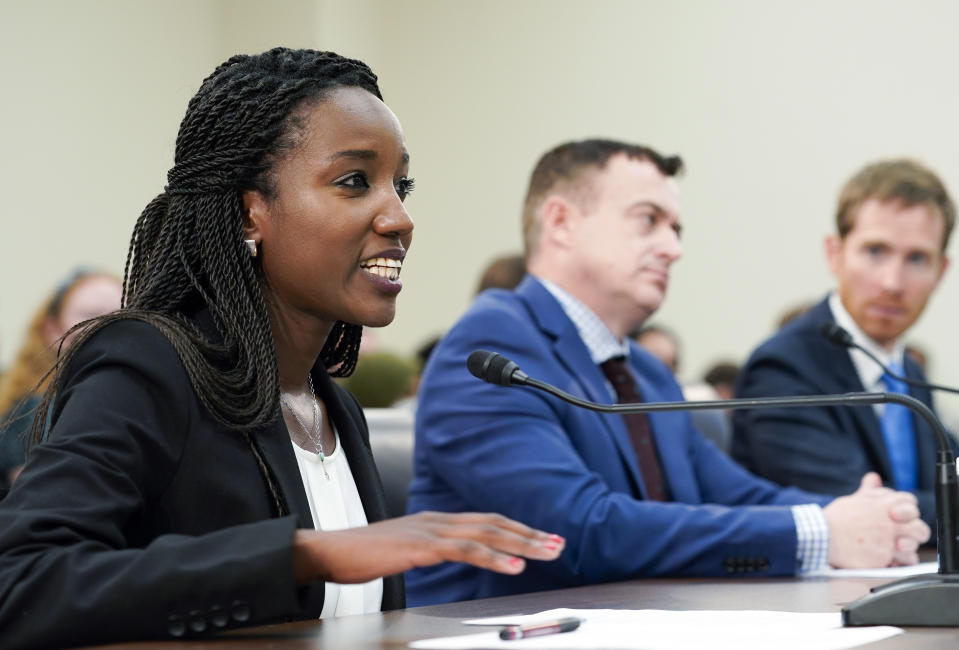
[30,49,380,455]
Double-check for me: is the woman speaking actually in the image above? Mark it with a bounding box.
[0,48,563,648]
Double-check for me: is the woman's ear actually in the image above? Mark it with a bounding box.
[242,189,268,243]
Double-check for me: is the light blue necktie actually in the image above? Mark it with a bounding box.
[880,361,918,491]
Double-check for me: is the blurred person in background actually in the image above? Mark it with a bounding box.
[703,361,740,401]
[475,252,526,295]
[0,268,122,489]
[631,324,679,374]
[632,324,732,451]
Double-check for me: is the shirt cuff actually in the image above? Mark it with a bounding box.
[793,503,830,572]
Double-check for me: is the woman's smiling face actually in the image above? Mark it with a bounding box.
[244,86,414,333]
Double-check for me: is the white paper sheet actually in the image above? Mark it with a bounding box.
[804,560,938,578]
[410,607,902,650]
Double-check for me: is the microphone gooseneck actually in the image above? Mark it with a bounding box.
[819,321,959,396]
[467,349,954,454]
[466,349,959,627]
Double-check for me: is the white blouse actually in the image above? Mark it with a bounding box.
[292,424,383,618]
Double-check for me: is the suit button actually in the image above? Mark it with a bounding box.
[167,614,186,637]
[724,558,735,573]
[231,600,251,623]
[188,610,207,633]
[210,605,229,628]
[758,557,770,570]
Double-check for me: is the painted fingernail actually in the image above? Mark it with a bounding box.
[548,534,565,543]
[509,557,524,568]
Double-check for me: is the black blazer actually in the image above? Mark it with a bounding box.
[731,297,953,530]
[0,317,403,649]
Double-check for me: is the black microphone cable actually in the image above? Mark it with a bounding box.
[819,322,959,396]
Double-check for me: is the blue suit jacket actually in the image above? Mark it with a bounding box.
[406,277,830,605]
[732,297,952,530]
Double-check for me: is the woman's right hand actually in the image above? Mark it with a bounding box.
[291,511,564,584]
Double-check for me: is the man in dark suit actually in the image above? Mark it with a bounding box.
[406,140,930,606]
[733,159,954,529]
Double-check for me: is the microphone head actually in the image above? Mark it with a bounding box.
[467,350,522,386]
[820,321,854,347]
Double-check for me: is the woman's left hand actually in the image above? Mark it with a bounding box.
[291,511,565,584]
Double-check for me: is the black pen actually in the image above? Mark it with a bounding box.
[499,616,583,640]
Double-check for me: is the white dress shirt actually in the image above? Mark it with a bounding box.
[292,423,383,618]
[828,292,907,416]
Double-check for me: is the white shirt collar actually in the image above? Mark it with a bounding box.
[827,292,906,391]
[536,276,630,364]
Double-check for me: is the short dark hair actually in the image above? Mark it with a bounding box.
[522,139,683,256]
[475,253,526,295]
[704,361,740,388]
[630,324,681,373]
[836,159,955,251]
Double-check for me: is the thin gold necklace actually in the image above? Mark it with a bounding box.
[281,373,330,480]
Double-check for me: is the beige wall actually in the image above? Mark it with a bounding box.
[3,1,959,417]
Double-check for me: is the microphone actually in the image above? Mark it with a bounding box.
[467,350,530,386]
[820,322,959,395]
[467,350,959,627]
[467,350,955,448]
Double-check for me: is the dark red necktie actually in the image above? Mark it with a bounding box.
[599,357,669,501]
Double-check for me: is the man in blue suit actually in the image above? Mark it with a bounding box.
[407,140,930,605]
[733,159,954,530]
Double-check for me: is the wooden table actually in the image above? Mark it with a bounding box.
[90,570,959,649]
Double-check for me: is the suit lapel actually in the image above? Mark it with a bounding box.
[816,303,895,480]
[189,306,403,608]
[189,305,316,527]
[249,366,390,527]
[254,364,402,608]
[250,411,316,528]
[517,277,646,497]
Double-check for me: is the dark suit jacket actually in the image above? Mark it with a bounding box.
[732,296,950,529]
[0,317,403,649]
[0,394,39,489]
[406,276,830,606]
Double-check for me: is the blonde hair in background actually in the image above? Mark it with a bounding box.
[0,297,57,417]
[0,270,119,417]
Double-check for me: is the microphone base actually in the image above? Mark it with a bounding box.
[842,572,959,627]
